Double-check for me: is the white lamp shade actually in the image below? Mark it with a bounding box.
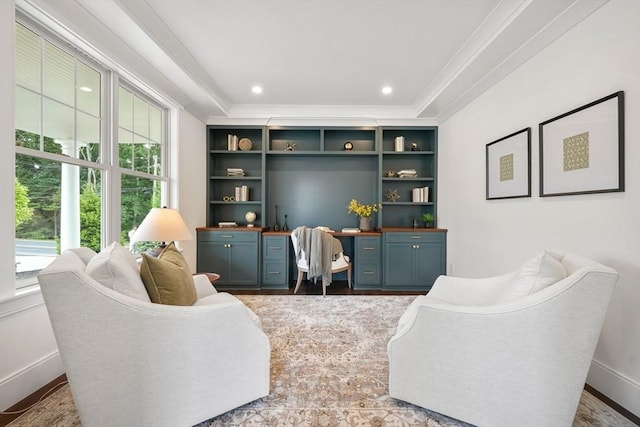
[131,207,193,243]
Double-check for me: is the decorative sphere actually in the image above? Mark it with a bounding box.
[245,211,256,227]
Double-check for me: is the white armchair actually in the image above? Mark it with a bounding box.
[388,250,618,427]
[38,247,270,427]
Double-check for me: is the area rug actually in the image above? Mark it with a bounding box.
[8,295,634,427]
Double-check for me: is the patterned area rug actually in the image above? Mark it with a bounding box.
[8,295,634,427]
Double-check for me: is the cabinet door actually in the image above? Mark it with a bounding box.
[227,241,259,286]
[383,231,446,290]
[197,241,228,279]
[197,231,260,288]
[383,242,415,288]
[415,243,446,291]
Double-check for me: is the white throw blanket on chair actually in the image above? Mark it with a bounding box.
[292,226,342,285]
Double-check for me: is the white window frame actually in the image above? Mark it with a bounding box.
[1,9,175,310]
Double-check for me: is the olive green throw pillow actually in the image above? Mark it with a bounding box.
[159,242,192,275]
[140,244,197,306]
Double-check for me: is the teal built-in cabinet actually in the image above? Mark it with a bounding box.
[262,233,289,289]
[197,125,446,291]
[383,229,446,291]
[196,229,261,289]
[354,235,382,289]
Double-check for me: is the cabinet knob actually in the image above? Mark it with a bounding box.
[413,244,420,249]
[224,243,232,248]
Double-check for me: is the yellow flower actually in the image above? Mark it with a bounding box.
[347,199,381,218]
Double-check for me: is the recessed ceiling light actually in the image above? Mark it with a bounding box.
[79,86,93,92]
[252,86,263,94]
[382,86,392,95]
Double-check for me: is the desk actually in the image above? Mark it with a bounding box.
[198,227,446,291]
[262,230,383,289]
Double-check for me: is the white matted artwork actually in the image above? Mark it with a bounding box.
[539,91,624,197]
[486,128,531,200]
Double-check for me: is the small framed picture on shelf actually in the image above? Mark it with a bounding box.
[486,128,531,200]
[539,91,624,197]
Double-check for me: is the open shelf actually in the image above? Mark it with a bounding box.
[207,125,438,229]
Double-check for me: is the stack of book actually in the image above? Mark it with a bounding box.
[412,187,429,203]
[227,168,245,176]
[341,228,361,233]
[218,221,238,228]
[235,185,249,201]
[397,169,417,178]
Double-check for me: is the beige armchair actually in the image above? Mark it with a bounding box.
[388,250,618,426]
[38,247,270,427]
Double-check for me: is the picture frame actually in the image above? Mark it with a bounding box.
[486,127,531,200]
[539,91,624,197]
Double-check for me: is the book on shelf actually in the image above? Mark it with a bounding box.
[234,185,249,201]
[412,187,429,203]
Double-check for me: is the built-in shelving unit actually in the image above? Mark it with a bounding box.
[206,125,437,229]
[264,127,378,231]
[202,125,444,291]
[207,126,265,227]
[379,127,437,227]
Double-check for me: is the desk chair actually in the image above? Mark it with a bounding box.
[290,227,352,296]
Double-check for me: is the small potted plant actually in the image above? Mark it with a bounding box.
[422,213,435,228]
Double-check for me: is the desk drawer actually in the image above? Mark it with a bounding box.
[263,260,286,283]
[384,231,446,243]
[356,236,380,259]
[264,236,288,259]
[355,236,381,287]
[198,231,259,243]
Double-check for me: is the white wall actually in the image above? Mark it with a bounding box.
[175,109,207,271]
[0,303,63,411]
[438,0,639,416]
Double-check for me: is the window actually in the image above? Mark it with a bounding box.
[13,19,169,289]
[118,86,166,252]
[15,154,103,288]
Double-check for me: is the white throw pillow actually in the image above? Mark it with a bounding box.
[86,242,151,302]
[498,251,567,303]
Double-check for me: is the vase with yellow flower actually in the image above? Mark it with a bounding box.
[347,199,381,231]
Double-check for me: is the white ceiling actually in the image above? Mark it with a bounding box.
[21,0,608,123]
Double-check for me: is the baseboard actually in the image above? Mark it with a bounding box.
[587,359,640,420]
[0,350,63,413]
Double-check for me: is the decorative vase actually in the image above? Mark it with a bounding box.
[359,216,372,231]
[245,211,256,227]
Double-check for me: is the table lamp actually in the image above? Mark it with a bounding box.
[131,207,193,256]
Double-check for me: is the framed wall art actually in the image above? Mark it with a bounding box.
[486,127,531,200]
[539,91,624,197]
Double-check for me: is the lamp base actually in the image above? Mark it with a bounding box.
[146,243,168,258]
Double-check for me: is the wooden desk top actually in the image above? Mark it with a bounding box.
[197,227,447,235]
